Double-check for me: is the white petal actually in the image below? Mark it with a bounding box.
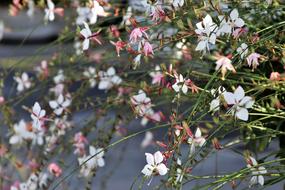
[181,84,188,94]
[9,135,21,144]
[82,39,90,51]
[195,128,202,138]
[223,92,235,105]
[210,99,220,112]
[230,9,239,20]
[47,0,55,10]
[57,94,64,104]
[234,86,245,101]
[236,107,249,121]
[49,100,58,109]
[234,18,244,27]
[107,67,116,76]
[49,12,55,21]
[240,96,254,108]
[33,102,41,115]
[145,153,155,165]
[250,176,258,186]
[195,40,206,51]
[157,163,168,175]
[54,108,63,115]
[258,175,264,186]
[154,151,164,164]
[141,164,153,176]
[98,80,111,90]
[97,158,105,167]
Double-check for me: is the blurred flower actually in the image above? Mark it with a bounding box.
[215,56,236,80]
[89,0,108,24]
[172,74,188,95]
[49,94,71,116]
[14,72,31,92]
[80,22,102,51]
[270,72,281,81]
[223,86,254,121]
[48,163,62,177]
[246,156,267,187]
[83,67,97,88]
[143,41,154,56]
[246,53,261,71]
[98,67,122,90]
[45,0,64,22]
[187,127,206,155]
[110,41,127,57]
[141,131,153,148]
[31,102,46,130]
[129,27,148,43]
[172,0,185,8]
[141,151,168,177]
[149,65,164,85]
[237,43,248,58]
[195,14,218,52]
[9,120,34,145]
[78,146,105,177]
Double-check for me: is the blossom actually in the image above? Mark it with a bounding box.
[73,132,88,156]
[141,131,153,148]
[187,127,206,155]
[98,67,122,90]
[110,41,126,57]
[48,163,62,177]
[175,158,183,184]
[149,6,165,22]
[141,151,168,177]
[228,9,245,29]
[35,60,49,78]
[31,102,46,130]
[195,14,217,52]
[246,53,261,71]
[78,146,105,177]
[133,54,142,68]
[80,22,101,51]
[209,86,226,112]
[237,43,248,59]
[49,94,71,116]
[270,72,281,81]
[14,72,31,92]
[246,156,267,187]
[89,0,108,24]
[172,74,188,94]
[149,65,164,85]
[53,70,65,84]
[215,56,236,80]
[143,41,154,56]
[172,0,185,8]
[131,90,152,116]
[129,27,148,43]
[44,0,64,22]
[9,120,34,145]
[83,67,97,88]
[120,6,132,26]
[223,86,254,121]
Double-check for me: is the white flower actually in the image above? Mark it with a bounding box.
[53,70,65,84]
[49,94,71,116]
[228,9,245,28]
[14,72,31,92]
[78,146,105,177]
[131,90,152,116]
[9,120,34,145]
[246,52,261,71]
[80,22,92,51]
[76,7,91,25]
[89,0,108,24]
[187,128,206,155]
[98,67,122,90]
[209,86,226,112]
[172,74,188,94]
[45,0,55,21]
[83,67,97,88]
[141,131,153,148]
[172,0,184,8]
[141,151,168,177]
[247,156,267,187]
[223,86,254,121]
[149,65,163,85]
[175,158,183,184]
[120,6,132,26]
[195,14,217,52]
[215,56,236,80]
[31,102,46,130]
[237,43,248,59]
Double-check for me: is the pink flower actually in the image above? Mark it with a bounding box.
[270,72,281,81]
[129,27,148,43]
[110,41,127,57]
[246,53,261,71]
[73,132,88,156]
[143,42,154,56]
[149,66,164,85]
[0,96,5,105]
[48,163,62,177]
[215,56,236,80]
[150,6,165,22]
[232,27,248,39]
